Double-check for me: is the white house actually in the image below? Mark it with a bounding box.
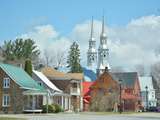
[139,76,157,109]
[32,70,72,111]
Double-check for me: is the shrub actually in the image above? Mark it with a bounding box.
[42,104,56,113]
[53,104,63,113]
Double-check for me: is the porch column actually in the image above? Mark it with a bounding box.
[69,97,71,110]
[61,96,64,109]
[80,96,83,111]
[27,95,30,109]
[32,95,36,110]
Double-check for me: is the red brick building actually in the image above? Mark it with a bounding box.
[83,68,142,112]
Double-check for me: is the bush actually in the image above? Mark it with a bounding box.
[53,104,63,113]
[42,104,56,113]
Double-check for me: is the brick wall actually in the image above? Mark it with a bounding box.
[0,68,24,113]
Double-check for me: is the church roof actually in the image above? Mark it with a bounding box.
[83,67,97,81]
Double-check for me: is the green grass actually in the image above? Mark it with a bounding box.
[0,117,26,120]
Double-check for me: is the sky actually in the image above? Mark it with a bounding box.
[0,0,160,72]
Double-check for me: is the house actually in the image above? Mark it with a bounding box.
[32,70,64,106]
[152,76,160,106]
[111,72,141,112]
[139,76,157,109]
[0,63,46,113]
[41,67,83,112]
[88,67,141,112]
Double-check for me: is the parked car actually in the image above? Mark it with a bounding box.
[156,106,160,112]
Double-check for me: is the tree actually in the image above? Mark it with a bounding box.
[67,42,82,73]
[24,59,32,76]
[135,64,145,76]
[42,49,66,69]
[1,40,15,61]
[1,38,40,65]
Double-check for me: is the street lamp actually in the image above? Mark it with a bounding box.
[145,86,148,111]
[119,79,122,114]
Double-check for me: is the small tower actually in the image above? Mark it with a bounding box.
[97,15,110,76]
[87,17,97,70]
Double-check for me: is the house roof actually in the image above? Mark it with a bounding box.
[41,67,83,80]
[139,76,154,91]
[111,72,138,88]
[0,63,45,91]
[41,67,66,78]
[67,73,83,80]
[33,70,62,92]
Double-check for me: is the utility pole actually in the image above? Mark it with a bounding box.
[119,79,122,114]
[145,86,148,111]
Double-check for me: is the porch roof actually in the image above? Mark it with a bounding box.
[23,89,47,95]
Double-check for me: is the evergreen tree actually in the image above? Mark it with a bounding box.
[1,38,40,62]
[67,42,83,73]
[24,59,32,76]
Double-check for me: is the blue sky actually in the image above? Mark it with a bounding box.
[0,0,160,41]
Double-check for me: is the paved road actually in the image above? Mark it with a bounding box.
[1,113,160,120]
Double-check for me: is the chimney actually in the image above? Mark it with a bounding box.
[105,67,108,73]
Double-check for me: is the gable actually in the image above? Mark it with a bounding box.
[0,63,45,91]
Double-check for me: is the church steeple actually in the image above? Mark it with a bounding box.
[90,16,94,39]
[97,15,110,76]
[87,17,97,69]
[102,15,105,35]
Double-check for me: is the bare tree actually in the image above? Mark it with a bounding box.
[90,91,119,112]
[111,66,125,73]
[151,62,160,85]
[135,64,145,76]
[43,49,54,67]
[42,49,66,69]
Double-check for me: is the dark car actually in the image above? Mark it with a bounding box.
[148,107,157,112]
[156,106,160,112]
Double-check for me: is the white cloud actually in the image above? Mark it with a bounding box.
[18,24,72,67]
[17,15,160,72]
[20,24,71,51]
[70,15,160,72]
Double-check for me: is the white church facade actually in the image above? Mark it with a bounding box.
[87,16,110,76]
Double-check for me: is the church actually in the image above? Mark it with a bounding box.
[84,16,110,81]
[83,16,142,111]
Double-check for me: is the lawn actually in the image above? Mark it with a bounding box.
[0,117,26,120]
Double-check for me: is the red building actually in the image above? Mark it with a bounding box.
[83,68,142,112]
[82,82,94,111]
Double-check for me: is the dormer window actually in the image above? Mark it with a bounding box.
[3,77,10,88]
[38,81,43,86]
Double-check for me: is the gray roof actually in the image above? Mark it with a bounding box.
[111,72,138,87]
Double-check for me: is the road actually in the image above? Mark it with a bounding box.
[1,113,160,120]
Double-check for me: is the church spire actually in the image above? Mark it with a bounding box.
[102,15,105,34]
[100,14,106,38]
[90,16,94,40]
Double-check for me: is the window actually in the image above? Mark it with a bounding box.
[2,94,10,107]
[3,77,10,88]
[37,81,43,86]
[73,83,77,88]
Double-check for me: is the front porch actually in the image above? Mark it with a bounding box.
[23,90,46,113]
